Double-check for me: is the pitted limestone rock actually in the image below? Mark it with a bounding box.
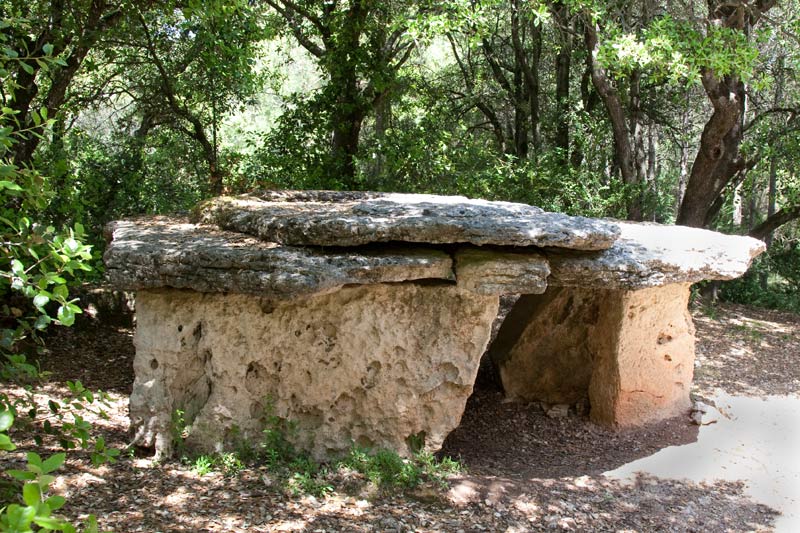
[196,191,621,250]
[130,285,499,460]
[490,283,697,426]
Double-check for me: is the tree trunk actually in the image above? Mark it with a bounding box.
[553,1,571,166]
[676,95,691,215]
[513,62,529,159]
[529,19,542,154]
[647,123,660,221]
[676,0,777,227]
[584,21,641,221]
[12,2,123,166]
[630,70,647,219]
[676,73,746,227]
[330,102,364,188]
[765,55,784,248]
[327,1,368,188]
[749,205,800,242]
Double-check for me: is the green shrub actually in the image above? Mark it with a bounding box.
[719,244,800,313]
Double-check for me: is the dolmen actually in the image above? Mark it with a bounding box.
[104,190,765,460]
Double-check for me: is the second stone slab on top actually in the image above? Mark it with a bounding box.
[196,190,621,251]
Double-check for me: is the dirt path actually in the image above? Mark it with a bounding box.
[3,301,797,532]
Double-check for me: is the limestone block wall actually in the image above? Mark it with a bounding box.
[130,285,498,460]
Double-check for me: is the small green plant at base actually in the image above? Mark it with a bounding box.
[170,409,188,457]
[0,409,105,532]
[217,452,245,477]
[338,446,462,490]
[176,398,464,497]
[192,455,214,476]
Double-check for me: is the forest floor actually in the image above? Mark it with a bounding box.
[3,299,799,532]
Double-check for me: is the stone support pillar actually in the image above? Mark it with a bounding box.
[588,282,695,426]
[130,284,498,460]
[491,283,695,427]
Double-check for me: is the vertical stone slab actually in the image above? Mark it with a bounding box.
[489,287,599,405]
[491,283,695,427]
[588,282,695,427]
[130,284,499,460]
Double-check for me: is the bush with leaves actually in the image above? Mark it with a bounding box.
[0,22,115,532]
[1,408,104,532]
[720,238,800,313]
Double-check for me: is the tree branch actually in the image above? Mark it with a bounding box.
[749,205,800,242]
[263,0,326,57]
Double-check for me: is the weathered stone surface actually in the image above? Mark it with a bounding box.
[110,191,769,455]
[129,284,499,460]
[492,283,695,426]
[547,222,766,289]
[454,248,550,295]
[196,191,621,250]
[489,288,599,405]
[104,218,453,298]
[588,283,695,427]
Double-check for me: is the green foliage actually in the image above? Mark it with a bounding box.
[720,241,800,314]
[597,15,761,85]
[189,452,245,477]
[242,96,333,190]
[174,398,462,498]
[41,128,207,237]
[0,409,105,533]
[0,26,115,531]
[0,24,94,353]
[191,454,214,476]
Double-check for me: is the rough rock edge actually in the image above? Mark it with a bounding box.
[195,192,621,251]
[545,222,766,289]
[454,247,550,295]
[103,217,454,299]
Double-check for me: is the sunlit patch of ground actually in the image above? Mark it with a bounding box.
[606,393,800,532]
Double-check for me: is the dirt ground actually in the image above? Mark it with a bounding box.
[2,299,798,532]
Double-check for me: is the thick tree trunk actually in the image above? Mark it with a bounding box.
[676,0,777,227]
[677,74,746,227]
[328,49,364,186]
[326,2,369,188]
[330,107,364,188]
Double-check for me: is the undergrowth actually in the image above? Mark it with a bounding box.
[175,401,463,498]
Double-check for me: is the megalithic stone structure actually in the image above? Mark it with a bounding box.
[104,191,765,460]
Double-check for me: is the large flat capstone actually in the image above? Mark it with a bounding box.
[546,222,766,289]
[104,218,453,298]
[196,190,621,250]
